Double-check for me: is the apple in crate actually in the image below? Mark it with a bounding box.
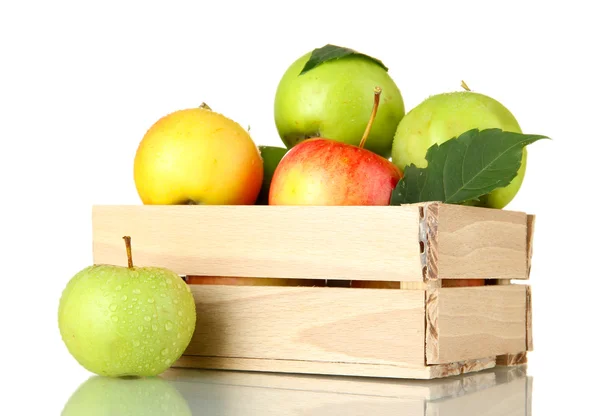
[269,87,403,206]
[133,104,263,205]
[273,44,405,159]
[58,237,197,377]
[391,82,526,209]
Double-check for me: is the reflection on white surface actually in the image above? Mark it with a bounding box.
[61,376,192,415]
[62,365,531,415]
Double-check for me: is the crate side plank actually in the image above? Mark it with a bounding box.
[174,355,496,380]
[92,205,424,282]
[164,364,516,401]
[183,285,425,366]
[435,204,529,280]
[426,285,528,365]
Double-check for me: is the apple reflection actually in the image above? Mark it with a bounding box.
[61,375,191,416]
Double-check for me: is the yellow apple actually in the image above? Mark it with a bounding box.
[134,106,263,205]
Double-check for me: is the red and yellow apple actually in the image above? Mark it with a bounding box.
[269,87,403,206]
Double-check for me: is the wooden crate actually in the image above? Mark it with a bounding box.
[91,201,535,380]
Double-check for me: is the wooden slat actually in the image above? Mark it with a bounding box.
[435,204,529,280]
[496,352,528,366]
[526,286,533,351]
[164,365,511,400]
[92,205,424,281]
[426,286,527,364]
[182,285,425,366]
[526,214,535,276]
[174,355,496,380]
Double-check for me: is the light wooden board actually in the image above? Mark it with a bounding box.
[182,285,425,366]
[164,365,522,400]
[174,355,496,380]
[92,204,424,282]
[426,285,528,365]
[433,203,530,280]
[91,203,532,282]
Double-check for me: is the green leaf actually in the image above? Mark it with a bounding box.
[390,128,549,205]
[299,44,388,75]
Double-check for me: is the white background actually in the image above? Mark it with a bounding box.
[1,0,598,414]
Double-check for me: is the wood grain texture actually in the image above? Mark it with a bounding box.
[427,286,527,365]
[436,204,529,280]
[526,215,535,276]
[92,205,424,281]
[526,286,533,351]
[425,289,439,363]
[183,285,425,366]
[422,203,439,281]
[173,355,496,380]
[496,352,528,366]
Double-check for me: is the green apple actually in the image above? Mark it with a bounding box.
[270,87,403,206]
[274,45,405,159]
[391,88,526,208]
[61,375,192,415]
[255,145,287,205]
[58,236,197,377]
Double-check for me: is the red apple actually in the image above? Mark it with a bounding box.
[269,87,403,206]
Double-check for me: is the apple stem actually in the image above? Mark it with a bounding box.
[358,86,382,149]
[199,102,212,110]
[460,80,471,91]
[123,236,134,269]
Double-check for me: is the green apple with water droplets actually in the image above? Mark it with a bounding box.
[58,236,197,377]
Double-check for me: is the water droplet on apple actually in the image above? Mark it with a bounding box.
[164,358,171,365]
[111,315,119,322]
[161,348,169,356]
[133,288,141,294]
[115,285,122,291]
[173,298,179,304]
[177,311,183,317]
[133,340,140,347]
[144,316,151,321]
[109,303,118,312]
[138,326,144,332]
[151,285,156,289]
[128,310,132,315]
[160,293,166,297]
[121,295,128,301]
[165,321,173,331]
[147,298,155,304]
[152,324,158,331]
